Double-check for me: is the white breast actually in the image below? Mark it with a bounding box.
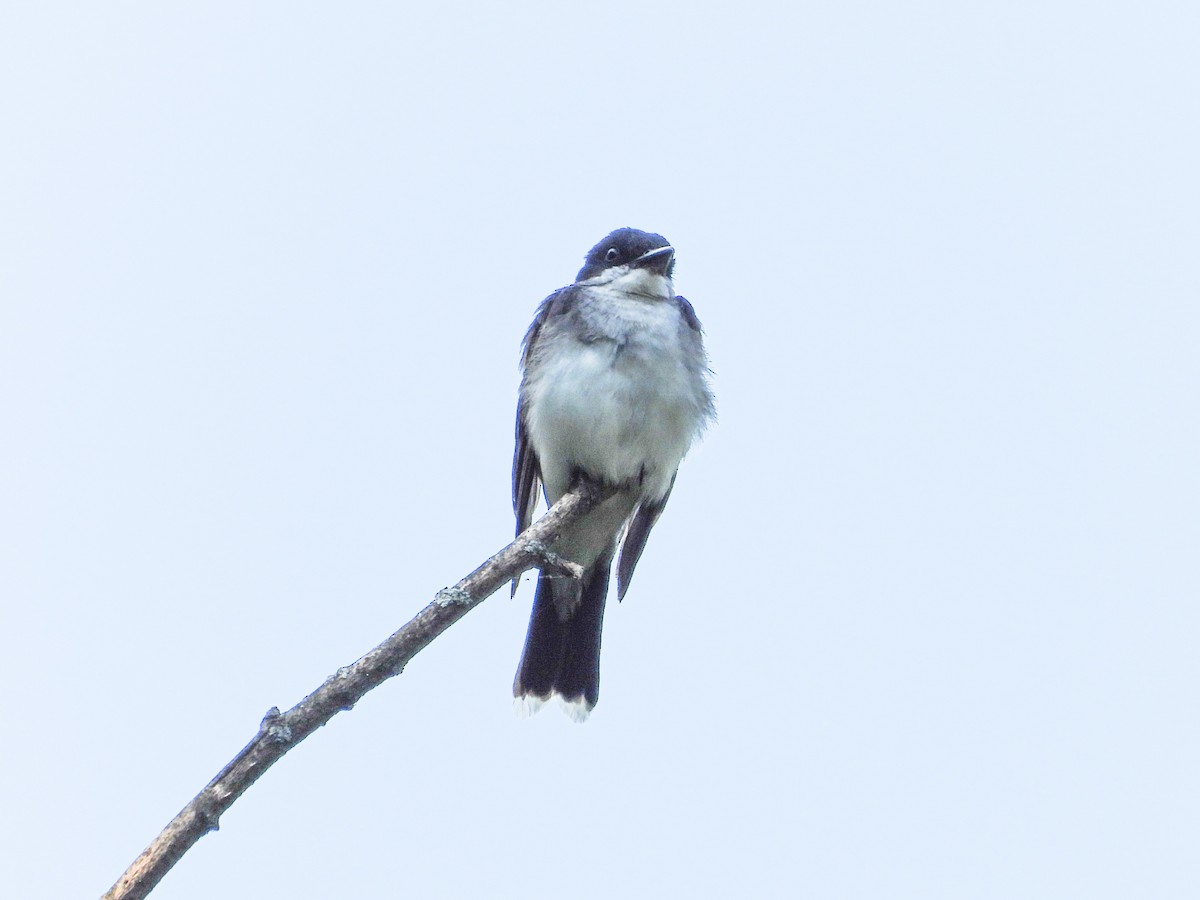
[525,291,706,504]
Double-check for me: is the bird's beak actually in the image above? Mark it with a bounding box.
[632,245,675,275]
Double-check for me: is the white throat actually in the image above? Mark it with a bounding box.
[582,265,673,300]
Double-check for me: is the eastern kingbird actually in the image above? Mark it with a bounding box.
[512,227,715,721]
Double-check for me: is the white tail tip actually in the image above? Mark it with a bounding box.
[512,692,594,723]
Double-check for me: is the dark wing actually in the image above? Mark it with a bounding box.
[510,410,541,598]
[513,411,541,538]
[510,319,544,597]
[675,294,704,333]
[616,476,675,603]
[512,303,550,537]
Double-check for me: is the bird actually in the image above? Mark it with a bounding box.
[511,227,715,721]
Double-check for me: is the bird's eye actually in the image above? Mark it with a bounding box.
[605,247,620,262]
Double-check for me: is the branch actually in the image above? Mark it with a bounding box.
[101,478,614,900]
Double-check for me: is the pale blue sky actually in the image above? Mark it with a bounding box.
[3,3,1198,898]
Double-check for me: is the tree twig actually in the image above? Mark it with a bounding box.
[101,478,614,900]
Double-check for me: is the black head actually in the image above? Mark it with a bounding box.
[576,227,675,282]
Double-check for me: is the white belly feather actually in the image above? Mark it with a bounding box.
[525,292,704,504]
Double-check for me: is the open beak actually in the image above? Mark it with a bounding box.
[631,245,675,275]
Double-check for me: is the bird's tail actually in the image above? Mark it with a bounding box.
[513,553,612,722]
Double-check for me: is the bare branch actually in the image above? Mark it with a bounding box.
[524,540,586,580]
[101,479,614,900]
